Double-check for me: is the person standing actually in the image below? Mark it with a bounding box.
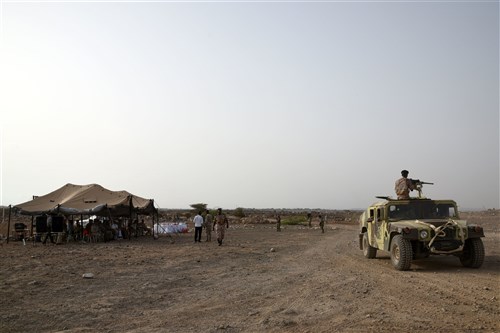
[319,214,325,233]
[395,169,415,200]
[111,220,120,239]
[204,209,213,242]
[42,214,55,245]
[193,211,204,243]
[307,212,312,228]
[276,213,281,232]
[66,219,74,242]
[213,208,229,246]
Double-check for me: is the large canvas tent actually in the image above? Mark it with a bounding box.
[13,183,156,217]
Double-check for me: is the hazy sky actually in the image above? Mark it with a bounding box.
[0,0,498,210]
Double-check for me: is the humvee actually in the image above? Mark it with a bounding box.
[359,192,485,271]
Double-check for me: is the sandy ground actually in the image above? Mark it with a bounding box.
[0,211,499,333]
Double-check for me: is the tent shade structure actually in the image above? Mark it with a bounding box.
[13,183,156,217]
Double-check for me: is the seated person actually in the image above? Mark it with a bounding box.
[138,219,152,236]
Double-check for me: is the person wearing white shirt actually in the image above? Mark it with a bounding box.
[193,212,204,243]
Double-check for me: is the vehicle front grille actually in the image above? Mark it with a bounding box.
[431,240,463,251]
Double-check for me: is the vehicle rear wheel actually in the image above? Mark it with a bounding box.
[390,235,413,271]
[362,232,377,259]
[460,238,485,268]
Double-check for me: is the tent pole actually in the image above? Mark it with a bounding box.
[30,215,34,238]
[129,196,133,240]
[152,208,156,239]
[6,205,12,244]
[152,200,155,239]
[106,205,114,233]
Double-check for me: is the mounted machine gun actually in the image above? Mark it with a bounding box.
[409,179,434,198]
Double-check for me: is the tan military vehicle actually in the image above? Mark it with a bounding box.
[358,183,485,271]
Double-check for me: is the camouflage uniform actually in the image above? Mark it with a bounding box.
[214,212,228,246]
[276,215,281,232]
[319,215,325,233]
[395,177,414,199]
[204,213,213,242]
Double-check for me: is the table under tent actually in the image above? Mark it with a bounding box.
[6,183,158,243]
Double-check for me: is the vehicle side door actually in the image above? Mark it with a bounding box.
[373,207,385,248]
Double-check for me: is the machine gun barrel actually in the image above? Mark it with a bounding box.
[410,179,434,185]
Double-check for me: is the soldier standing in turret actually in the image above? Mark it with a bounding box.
[395,170,415,199]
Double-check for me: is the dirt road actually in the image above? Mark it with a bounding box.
[1,220,499,333]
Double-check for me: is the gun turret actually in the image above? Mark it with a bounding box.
[409,179,434,198]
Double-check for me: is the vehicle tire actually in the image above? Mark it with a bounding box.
[460,238,485,268]
[390,235,413,271]
[362,232,377,259]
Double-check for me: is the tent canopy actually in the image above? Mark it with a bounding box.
[13,183,156,217]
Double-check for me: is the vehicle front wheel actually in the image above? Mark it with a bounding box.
[460,238,485,268]
[362,232,377,259]
[390,235,413,271]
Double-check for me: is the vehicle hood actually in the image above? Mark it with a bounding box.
[390,219,468,228]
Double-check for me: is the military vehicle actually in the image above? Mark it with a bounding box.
[359,181,485,270]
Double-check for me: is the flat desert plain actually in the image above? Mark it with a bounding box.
[0,211,499,333]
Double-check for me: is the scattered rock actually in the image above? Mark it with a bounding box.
[270,248,275,252]
[280,320,296,327]
[83,273,94,279]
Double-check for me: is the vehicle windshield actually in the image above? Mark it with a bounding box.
[388,201,457,220]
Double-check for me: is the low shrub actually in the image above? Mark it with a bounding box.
[234,207,245,218]
[282,215,308,225]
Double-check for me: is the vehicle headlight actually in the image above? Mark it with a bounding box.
[420,230,428,239]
